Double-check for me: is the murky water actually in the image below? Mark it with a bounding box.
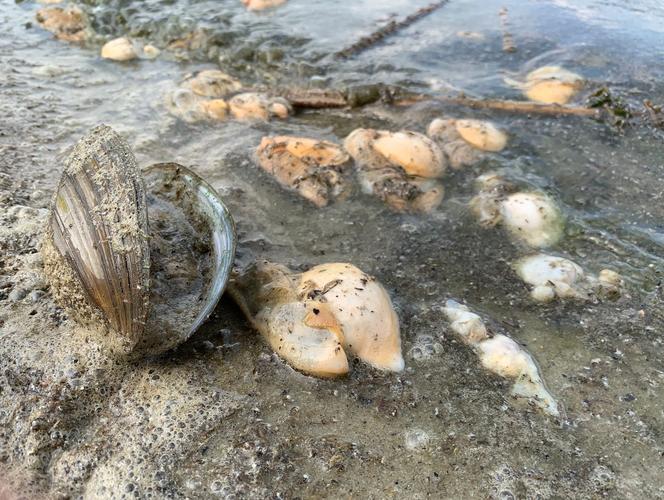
[1,0,664,497]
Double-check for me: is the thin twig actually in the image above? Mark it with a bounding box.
[396,94,601,117]
[335,1,450,59]
[274,86,600,118]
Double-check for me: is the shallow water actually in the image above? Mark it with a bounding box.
[1,0,664,497]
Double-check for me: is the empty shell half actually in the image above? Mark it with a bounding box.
[141,163,237,352]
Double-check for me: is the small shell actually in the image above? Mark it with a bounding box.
[345,129,446,178]
[228,92,291,121]
[185,70,242,98]
[42,125,151,345]
[255,136,351,207]
[101,37,138,62]
[500,192,564,248]
[455,119,507,152]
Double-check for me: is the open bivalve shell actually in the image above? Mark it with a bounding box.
[42,125,236,354]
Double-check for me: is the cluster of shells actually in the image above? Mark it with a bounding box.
[33,0,289,63]
[33,1,620,416]
[167,70,291,124]
[252,119,509,211]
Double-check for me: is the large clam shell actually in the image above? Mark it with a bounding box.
[42,125,151,345]
[42,126,236,354]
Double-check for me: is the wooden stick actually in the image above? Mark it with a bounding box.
[281,88,348,109]
[274,86,600,118]
[335,1,450,59]
[396,94,602,117]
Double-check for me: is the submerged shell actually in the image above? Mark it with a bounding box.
[185,70,242,98]
[255,136,351,207]
[42,125,151,343]
[228,92,291,121]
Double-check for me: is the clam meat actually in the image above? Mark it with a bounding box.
[470,173,564,248]
[255,136,352,207]
[443,300,559,416]
[428,118,507,170]
[42,125,236,354]
[514,253,623,302]
[228,92,291,121]
[344,129,446,213]
[505,65,583,105]
[229,260,404,377]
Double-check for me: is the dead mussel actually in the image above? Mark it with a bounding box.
[42,125,236,355]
